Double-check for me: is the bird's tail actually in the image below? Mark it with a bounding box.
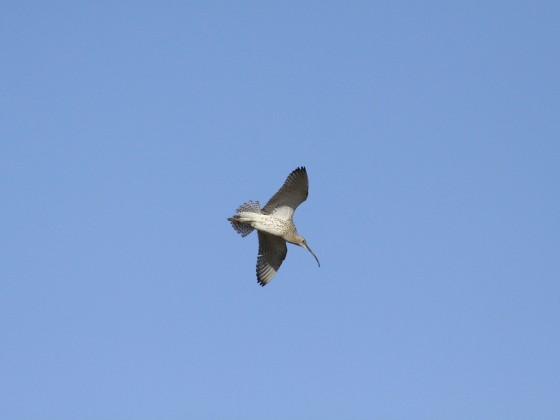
[228,200,261,237]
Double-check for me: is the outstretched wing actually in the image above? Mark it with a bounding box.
[256,232,288,286]
[262,167,309,221]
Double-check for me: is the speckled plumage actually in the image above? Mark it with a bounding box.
[228,167,320,286]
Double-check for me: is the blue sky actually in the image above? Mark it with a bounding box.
[2,1,559,419]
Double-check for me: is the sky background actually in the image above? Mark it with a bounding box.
[2,1,559,419]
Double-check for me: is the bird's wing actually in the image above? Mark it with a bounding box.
[262,167,309,220]
[256,232,288,286]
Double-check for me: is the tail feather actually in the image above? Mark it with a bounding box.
[228,200,261,237]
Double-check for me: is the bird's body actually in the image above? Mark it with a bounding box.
[228,167,320,286]
[234,211,290,237]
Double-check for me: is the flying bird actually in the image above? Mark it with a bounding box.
[228,167,320,286]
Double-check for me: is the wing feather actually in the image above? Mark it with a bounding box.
[256,232,288,286]
[262,167,309,220]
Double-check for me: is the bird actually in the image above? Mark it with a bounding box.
[228,166,320,286]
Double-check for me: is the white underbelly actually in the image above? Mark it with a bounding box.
[236,212,286,236]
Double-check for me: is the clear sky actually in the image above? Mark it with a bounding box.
[2,2,559,419]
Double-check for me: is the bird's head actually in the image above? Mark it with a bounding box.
[295,236,320,267]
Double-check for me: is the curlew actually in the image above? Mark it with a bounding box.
[228,167,320,286]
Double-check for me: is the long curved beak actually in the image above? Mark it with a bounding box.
[303,243,321,267]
